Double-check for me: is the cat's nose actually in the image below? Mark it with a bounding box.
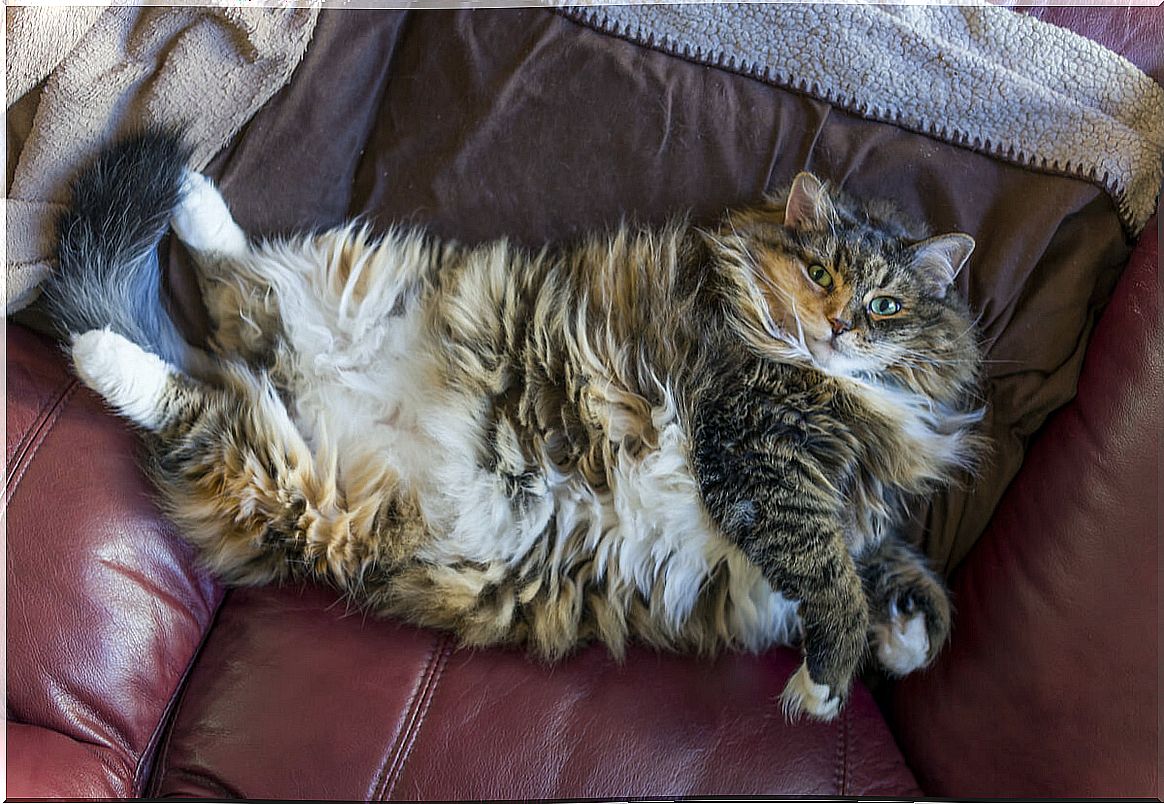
[830,317,852,336]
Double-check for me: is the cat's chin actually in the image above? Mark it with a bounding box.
[807,339,869,377]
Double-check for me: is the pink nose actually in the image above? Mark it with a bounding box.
[830,317,852,336]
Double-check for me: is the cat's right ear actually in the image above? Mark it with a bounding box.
[784,172,837,232]
[906,233,975,298]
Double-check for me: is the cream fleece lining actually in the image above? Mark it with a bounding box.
[562,3,1164,236]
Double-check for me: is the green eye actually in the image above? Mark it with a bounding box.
[869,296,902,317]
[807,264,833,289]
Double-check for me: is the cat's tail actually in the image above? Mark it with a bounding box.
[41,128,194,368]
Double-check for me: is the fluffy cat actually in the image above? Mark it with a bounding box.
[43,131,985,720]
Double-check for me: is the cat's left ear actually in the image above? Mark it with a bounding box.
[784,172,838,231]
[907,233,975,297]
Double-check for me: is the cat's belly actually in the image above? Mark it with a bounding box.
[280,309,798,650]
[572,417,801,649]
[413,394,801,651]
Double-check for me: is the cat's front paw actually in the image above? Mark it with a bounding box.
[171,171,247,256]
[72,328,175,430]
[779,662,841,721]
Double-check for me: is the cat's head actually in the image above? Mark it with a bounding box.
[707,172,982,403]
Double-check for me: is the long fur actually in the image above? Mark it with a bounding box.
[47,137,988,721]
[42,129,193,367]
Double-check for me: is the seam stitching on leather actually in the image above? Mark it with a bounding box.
[4,376,63,477]
[370,634,444,800]
[136,587,230,797]
[4,379,79,508]
[5,388,52,479]
[835,701,850,796]
[381,636,454,801]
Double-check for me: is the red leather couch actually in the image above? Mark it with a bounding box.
[6,7,1160,799]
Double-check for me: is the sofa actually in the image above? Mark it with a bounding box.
[6,6,1160,799]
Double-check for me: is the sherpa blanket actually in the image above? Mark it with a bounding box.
[5,5,319,314]
[562,2,1164,238]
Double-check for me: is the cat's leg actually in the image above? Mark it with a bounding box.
[72,327,189,430]
[171,171,249,258]
[755,530,869,721]
[699,475,868,720]
[857,531,951,676]
[693,399,870,721]
[71,327,427,588]
[170,172,282,364]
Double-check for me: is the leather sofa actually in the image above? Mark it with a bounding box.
[6,6,1160,799]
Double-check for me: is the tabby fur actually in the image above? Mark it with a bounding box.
[45,131,986,719]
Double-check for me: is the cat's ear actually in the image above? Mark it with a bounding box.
[907,233,975,297]
[784,172,837,231]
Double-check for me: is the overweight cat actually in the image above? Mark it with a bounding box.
[44,131,985,720]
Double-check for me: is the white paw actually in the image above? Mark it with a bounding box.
[876,611,931,676]
[171,171,248,255]
[779,661,841,721]
[72,328,175,430]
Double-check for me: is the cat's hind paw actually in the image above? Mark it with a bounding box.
[171,171,248,256]
[873,598,932,676]
[870,582,950,677]
[72,328,175,430]
[779,662,841,721]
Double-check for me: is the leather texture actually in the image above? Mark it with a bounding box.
[152,585,920,799]
[891,216,1161,797]
[5,325,224,798]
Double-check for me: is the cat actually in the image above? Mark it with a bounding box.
[42,130,985,721]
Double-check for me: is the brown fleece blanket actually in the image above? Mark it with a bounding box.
[4,5,318,313]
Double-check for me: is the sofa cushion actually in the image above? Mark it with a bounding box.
[890,216,1160,796]
[4,326,224,798]
[151,585,920,799]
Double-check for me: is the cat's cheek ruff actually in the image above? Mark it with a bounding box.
[843,376,983,487]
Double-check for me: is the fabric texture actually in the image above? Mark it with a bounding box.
[561,3,1164,237]
[3,5,319,314]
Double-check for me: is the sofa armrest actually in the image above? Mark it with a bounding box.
[5,325,224,797]
[889,215,1160,797]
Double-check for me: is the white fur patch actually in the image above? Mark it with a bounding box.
[876,611,931,676]
[72,328,175,430]
[172,171,248,256]
[780,661,840,721]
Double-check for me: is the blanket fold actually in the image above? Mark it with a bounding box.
[5,5,319,314]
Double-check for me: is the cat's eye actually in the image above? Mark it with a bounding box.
[807,264,833,290]
[868,296,902,317]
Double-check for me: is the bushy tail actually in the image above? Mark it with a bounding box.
[42,128,193,367]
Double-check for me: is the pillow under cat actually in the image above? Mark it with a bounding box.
[43,130,986,721]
